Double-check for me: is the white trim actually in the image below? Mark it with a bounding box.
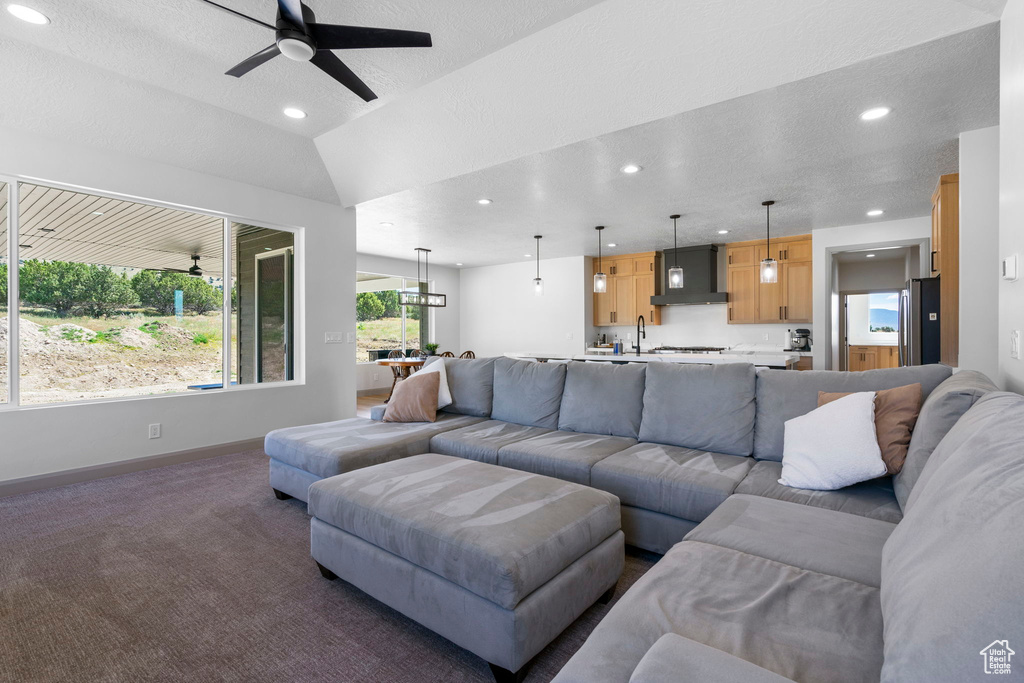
[0,173,308,411]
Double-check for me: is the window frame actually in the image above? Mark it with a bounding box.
[0,173,305,411]
[355,270,433,365]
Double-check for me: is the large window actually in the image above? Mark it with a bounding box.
[356,272,430,362]
[0,180,299,407]
[847,292,900,344]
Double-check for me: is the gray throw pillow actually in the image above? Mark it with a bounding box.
[435,356,497,417]
[558,361,647,438]
[892,369,998,511]
[491,358,566,429]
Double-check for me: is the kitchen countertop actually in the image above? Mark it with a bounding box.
[574,352,798,368]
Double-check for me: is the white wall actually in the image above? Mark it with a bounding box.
[0,127,355,483]
[813,217,932,370]
[1000,1,1024,393]
[355,253,460,391]
[837,259,908,292]
[959,126,1000,381]
[460,256,590,358]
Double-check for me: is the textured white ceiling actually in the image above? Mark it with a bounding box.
[317,0,1005,207]
[0,0,601,203]
[356,25,999,268]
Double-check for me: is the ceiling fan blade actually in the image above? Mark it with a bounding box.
[195,0,275,30]
[310,51,377,102]
[308,23,432,50]
[277,0,307,31]
[226,44,281,77]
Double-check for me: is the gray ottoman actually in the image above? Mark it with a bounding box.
[308,453,624,682]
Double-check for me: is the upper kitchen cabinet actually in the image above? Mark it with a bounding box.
[931,173,959,366]
[726,235,813,324]
[592,251,662,326]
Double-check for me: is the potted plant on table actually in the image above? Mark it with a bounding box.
[424,343,440,356]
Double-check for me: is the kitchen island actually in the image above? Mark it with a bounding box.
[505,351,799,369]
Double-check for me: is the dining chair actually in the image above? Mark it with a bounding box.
[440,351,455,358]
[386,350,406,399]
[459,351,476,359]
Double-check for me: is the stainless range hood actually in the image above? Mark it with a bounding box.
[650,245,728,305]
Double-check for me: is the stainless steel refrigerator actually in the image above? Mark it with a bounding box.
[898,277,941,366]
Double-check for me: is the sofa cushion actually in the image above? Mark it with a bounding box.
[552,541,883,683]
[638,362,757,456]
[491,357,567,428]
[264,414,485,479]
[817,383,922,475]
[891,369,998,511]
[382,371,439,423]
[627,634,795,683]
[880,392,1024,683]
[591,442,755,523]
[308,454,621,610]
[429,419,552,465]
[496,431,636,486]
[734,460,902,524]
[752,365,951,461]
[429,356,496,417]
[558,361,647,438]
[686,494,896,588]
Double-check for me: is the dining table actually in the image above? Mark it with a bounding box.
[375,358,426,400]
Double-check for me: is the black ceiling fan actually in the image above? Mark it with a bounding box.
[159,255,204,277]
[198,0,432,102]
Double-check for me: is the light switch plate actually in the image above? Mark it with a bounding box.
[1012,330,1021,360]
[929,313,938,321]
[325,332,345,344]
[1003,254,1019,281]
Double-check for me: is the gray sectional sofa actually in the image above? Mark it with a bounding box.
[267,355,953,553]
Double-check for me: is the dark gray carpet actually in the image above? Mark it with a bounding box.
[0,451,659,682]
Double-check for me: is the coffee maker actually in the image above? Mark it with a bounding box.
[788,328,812,352]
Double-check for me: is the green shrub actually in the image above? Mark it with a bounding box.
[131,270,222,315]
[19,260,137,317]
[356,292,385,321]
[192,332,212,345]
[0,263,6,303]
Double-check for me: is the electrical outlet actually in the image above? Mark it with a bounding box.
[763,332,770,342]
[373,373,379,382]
[1012,330,1021,360]
[148,423,161,439]
[565,332,573,340]
[346,332,355,343]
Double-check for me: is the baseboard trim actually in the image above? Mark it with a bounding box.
[357,388,390,397]
[0,437,266,499]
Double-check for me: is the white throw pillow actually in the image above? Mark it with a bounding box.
[779,392,886,490]
[415,359,452,409]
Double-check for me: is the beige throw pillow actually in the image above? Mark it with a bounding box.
[383,372,440,423]
[818,383,922,475]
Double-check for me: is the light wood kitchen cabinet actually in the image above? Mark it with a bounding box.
[931,173,959,367]
[593,251,662,326]
[728,266,761,324]
[848,345,898,371]
[726,235,813,324]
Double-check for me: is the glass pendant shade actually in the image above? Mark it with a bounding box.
[534,277,544,296]
[760,258,778,284]
[668,265,684,289]
[594,271,607,293]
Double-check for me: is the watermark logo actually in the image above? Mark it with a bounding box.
[980,640,1014,675]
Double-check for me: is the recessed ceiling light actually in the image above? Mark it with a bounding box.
[264,247,273,251]
[620,164,642,174]
[283,107,307,119]
[866,253,876,258]
[91,211,104,216]
[7,4,49,24]
[860,107,891,121]
[456,263,463,266]
[478,199,492,205]
[524,254,532,258]
[867,209,884,217]
[718,230,729,234]
[607,243,618,248]
[379,221,393,227]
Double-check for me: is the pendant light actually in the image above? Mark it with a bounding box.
[398,248,447,307]
[533,235,544,296]
[760,201,778,284]
[593,226,607,293]
[667,214,684,288]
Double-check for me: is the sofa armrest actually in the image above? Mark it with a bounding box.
[369,404,387,421]
[629,634,793,683]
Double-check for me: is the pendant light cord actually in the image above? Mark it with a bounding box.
[766,203,770,254]
[536,237,540,278]
[672,216,679,268]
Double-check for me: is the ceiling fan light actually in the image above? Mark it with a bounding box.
[277,37,316,62]
[668,265,684,289]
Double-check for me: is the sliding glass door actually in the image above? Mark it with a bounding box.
[255,248,293,383]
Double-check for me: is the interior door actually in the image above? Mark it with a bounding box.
[255,248,294,382]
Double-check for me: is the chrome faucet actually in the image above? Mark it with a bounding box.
[635,315,646,356]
